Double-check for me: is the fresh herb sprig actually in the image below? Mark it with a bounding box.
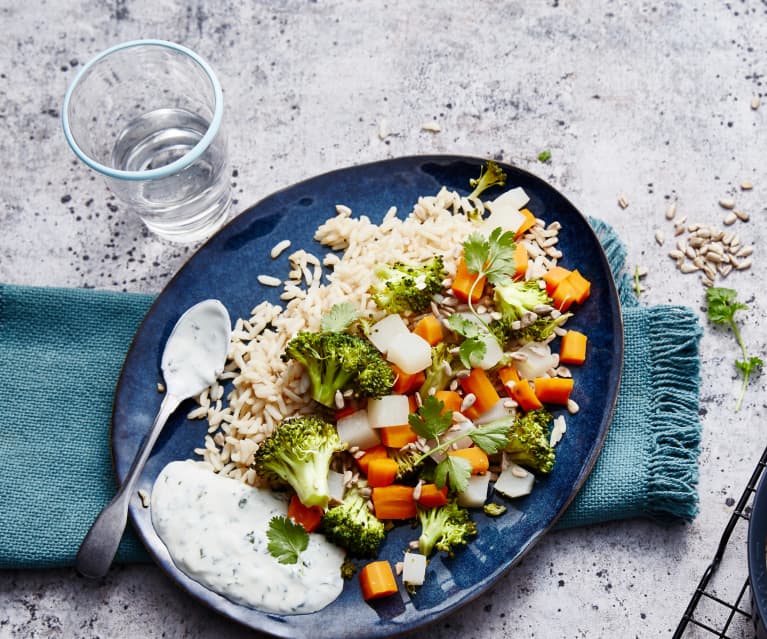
[267,515,309,564]
[407,396,510,492]
[706,287,763,411]
[320,302,359,333]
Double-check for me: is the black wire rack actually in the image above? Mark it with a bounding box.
[673,445,767,638]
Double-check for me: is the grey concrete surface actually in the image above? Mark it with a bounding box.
[1,1,766,637]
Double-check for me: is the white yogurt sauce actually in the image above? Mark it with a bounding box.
[151,460,345,614]
[161,300,231,396]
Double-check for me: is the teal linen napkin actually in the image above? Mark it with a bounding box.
[0,221,702,569]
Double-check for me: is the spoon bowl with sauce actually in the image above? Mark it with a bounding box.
[75,298,231,579]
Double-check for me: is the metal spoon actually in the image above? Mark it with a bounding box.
[75,299,231,579]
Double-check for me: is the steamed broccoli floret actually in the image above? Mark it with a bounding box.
[320,484,386,557]
[282,331,395,408]
[252,416,345,509]
[504,408,555,474]
[370,256,446,314]
[492,312,573,345]
[388,447,425,482]
[494,279,553,326]
[417,500,478,558]
[418,342,453,399]
[468,160,507,200]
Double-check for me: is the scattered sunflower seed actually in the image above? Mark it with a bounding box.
[752,96,761,110]
[618,195,629,209]
[138,489,151,508]
[665,201,677,220]
[719,197,736,210]
[734,209,750,222]
[741,180,753,190]
[723,212,738,226]
[654,229,665,245]
[421,121,441,133]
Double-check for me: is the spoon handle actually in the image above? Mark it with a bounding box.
[75,393,181,579]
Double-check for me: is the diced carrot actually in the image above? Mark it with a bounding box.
[459,368,501,415]
[509,378,544,411]
[371,484,417,519]
[391,363,426,395]
[416,483,449,508]
[560,330,588,365]
[367,457,399,487]
[287,494,324,533]
[433,390,463,414]
[533,377,574,405]
[564,269,591,304]
[514,208,538,238]
[407,394,419,414]
[359,560,399,601]
[451,257,486,303]
[542,266,572,296]
[413,314,444,346]
[551,278,577,312]
[497,365,520,391]
[379,424,418,448]
[448,447,489,475]
[356,444,388,475]
[513,242,528,279]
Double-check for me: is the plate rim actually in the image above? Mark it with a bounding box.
[110,153,624,638]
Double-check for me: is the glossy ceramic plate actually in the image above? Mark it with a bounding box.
[112,155,623,639]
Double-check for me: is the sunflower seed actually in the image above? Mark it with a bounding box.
[665,201,677,220]
[719,197,736,210]
[741,180,753,190]
[718,263,733,278]
[723,212,738,226]
[736,245,753,258]
[680,262,699,273]
[701,275,715,287]
[618,195,629,209]
[734,209,750,222]
[735,258,753,271]
[655,230,665,245]
[752,97,761,110]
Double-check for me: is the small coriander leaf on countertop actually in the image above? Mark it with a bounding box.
[705,287,763,411]
[320,302,359,333]
[537,149,551,163]
[267,515,309,564]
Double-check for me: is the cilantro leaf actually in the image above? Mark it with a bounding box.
[462,232,491,276]
[459,337,487,369]
[434,455,472,493]
[537,150,552,163]
[267,515,309,565]
[445,313,482,339]
[409,395,452,440]
[321,302,359,333]
[469,420,511,454]
[706,287,762,411]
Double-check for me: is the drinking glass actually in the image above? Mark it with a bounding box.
[62,40,231,243]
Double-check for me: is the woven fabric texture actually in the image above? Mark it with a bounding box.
[0,220,702,568]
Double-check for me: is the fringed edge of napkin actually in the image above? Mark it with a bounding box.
[644,305,703,521]
[588,215,703,523]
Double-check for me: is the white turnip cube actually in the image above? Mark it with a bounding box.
[456,473,490,508]
[402,552,427,586]
[367,395,410,429]
[386,332,432,374]
[336,409,380,450]
[368,314,409,353]
[494,464,535,498]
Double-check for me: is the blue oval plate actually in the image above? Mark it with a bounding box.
[112,155,623,639]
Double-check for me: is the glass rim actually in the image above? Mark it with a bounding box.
[61,39,224,182]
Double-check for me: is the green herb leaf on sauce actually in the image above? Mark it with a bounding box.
[267,515,309,564]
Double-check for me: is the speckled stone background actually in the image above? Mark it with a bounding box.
[1,1,766,637]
